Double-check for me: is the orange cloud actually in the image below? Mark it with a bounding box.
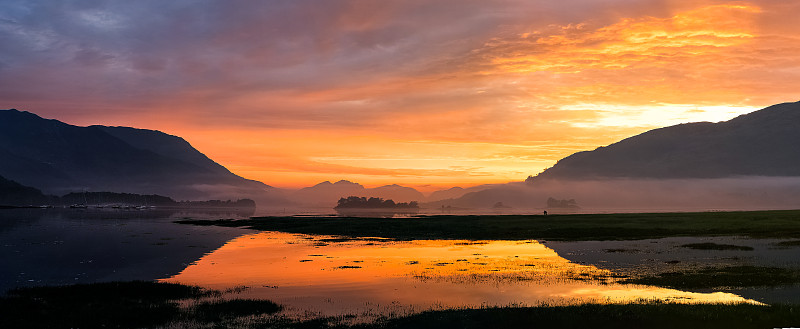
[7,1,800,191]
[475,4,760,86]
[136,3,793,190]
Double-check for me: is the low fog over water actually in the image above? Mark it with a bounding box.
[422,176,800,214]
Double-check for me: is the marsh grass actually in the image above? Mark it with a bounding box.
[679,242,754,251]
[773,240,800,247]
[3,282,800,328]
[354,303,800,329]
[177,210,800,241]
[604,248,641,253]
[0,281,203,328]
[0,281,282,329]
[192,299,282,322]
[622,266,800,289]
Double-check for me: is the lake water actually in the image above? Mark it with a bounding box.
[2,209,799,321]
[0,208,251,292]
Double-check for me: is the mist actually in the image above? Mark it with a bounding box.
[425,177,800,213]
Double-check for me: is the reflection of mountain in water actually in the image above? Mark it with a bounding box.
[0,209,249,293]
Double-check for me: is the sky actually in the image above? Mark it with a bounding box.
[1,0,799,192]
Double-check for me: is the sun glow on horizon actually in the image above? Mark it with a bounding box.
[3,1,800,189]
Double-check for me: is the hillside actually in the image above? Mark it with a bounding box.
[0,109,268,199]
[428,101,800,211]
[532,101,800,180]
[0,175,53,206]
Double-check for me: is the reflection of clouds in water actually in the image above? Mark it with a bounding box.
[164,232,757,319]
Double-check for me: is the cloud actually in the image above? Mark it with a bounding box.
[1,1,800,188]
[475,4,760,73]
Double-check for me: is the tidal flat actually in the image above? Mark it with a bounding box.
[177,210,800,241]
[4,209,800,327]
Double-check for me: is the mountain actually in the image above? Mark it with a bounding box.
[0,109,268,200]
[427,187,466,202]
[292,180,366,206]
[431,101,800,211]
[531,101,800,181]
[0,175,53,206]
[369,184,425,203]
[289,180,424,207]
[96,126,238,177]
[426,185,496,202]
[425,183,534,209]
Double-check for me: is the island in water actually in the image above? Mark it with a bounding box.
[334,196,419,209]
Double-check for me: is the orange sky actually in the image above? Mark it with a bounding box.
[2,0,799,192]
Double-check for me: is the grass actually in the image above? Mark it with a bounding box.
[0,281,282,329]
[354,303,800,329]
[680,242,754,251]
[3,282,800,328]
[177,209,800,241]
[193,299,282,322]
[0,281,204,329]
[773,240,800,247]
[622,266,800,289]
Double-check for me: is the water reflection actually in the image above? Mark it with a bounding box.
[165,232,755,319]
[0,208,250,293]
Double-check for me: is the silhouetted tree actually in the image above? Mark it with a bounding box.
[335,196,419,209]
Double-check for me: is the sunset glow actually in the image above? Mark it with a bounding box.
[165,232,756,317]
[2,0,799,190]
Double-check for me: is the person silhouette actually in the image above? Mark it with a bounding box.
[543,210,548,215]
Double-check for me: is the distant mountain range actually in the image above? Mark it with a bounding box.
[0,109,487,206]
[284,180,498,206]
[289,180,425,206]
[530,101,800,181]
[8,100,797,211]
[0,109,268,200]
[0,173,256,211]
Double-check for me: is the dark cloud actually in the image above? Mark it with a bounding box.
[2,0,799,188]
[0,0,674,116]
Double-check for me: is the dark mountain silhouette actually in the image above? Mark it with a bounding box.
[96,126,237,176]
[427,187,466,202]
[0,109,268,199]
[426,185,496,202]
[1,173,256,210]
[427,101,800,211]
[424,183,534,209]
[0,175,54,206]
[291,180,366,206]
[289,180,425,206]
[531,101,800,181]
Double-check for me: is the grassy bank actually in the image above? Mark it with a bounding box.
[358,303,800,329]
[0,281,281,329]
[623,265,800,289]
[3,282,800,329]
[177,210,800,241]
